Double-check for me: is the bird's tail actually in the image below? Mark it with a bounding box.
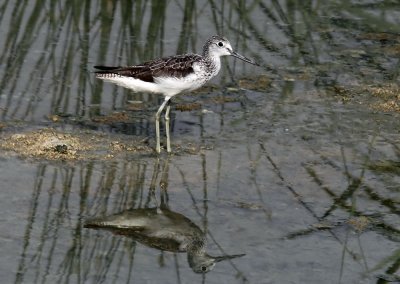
[93,66,122,73]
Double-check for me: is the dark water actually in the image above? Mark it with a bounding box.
[0,1,399,284]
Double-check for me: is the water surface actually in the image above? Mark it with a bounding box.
[0,1,399,284]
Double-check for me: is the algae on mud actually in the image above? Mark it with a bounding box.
[0,128,152,160]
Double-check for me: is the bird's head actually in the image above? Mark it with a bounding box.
[204,35,259,66]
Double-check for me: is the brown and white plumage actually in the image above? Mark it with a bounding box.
[95,52,219,97]
[95,54,202,83]
[95,35,259,153]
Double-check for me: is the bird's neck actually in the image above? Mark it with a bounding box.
[201,51,221,76]
[187,235,206,254]
[202,48,218,61]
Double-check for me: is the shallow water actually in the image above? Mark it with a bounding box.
[0,1,399,284]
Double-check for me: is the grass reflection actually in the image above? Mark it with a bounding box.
[14,156,246,283]
[0,0,399,122]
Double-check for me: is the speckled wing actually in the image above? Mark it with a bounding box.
[95,54,202,83]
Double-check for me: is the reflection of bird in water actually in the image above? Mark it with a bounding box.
[84,207,244,273]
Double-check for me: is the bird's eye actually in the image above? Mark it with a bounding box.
[201,266,207,272]
[218,42,224,47]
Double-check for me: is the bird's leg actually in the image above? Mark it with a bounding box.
[155,98,169,153]
[164,99,172,153]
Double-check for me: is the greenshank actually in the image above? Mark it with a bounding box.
[95,35,259,153]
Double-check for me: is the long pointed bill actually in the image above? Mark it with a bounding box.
[230,51,259,66]
[214,253,246,263]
